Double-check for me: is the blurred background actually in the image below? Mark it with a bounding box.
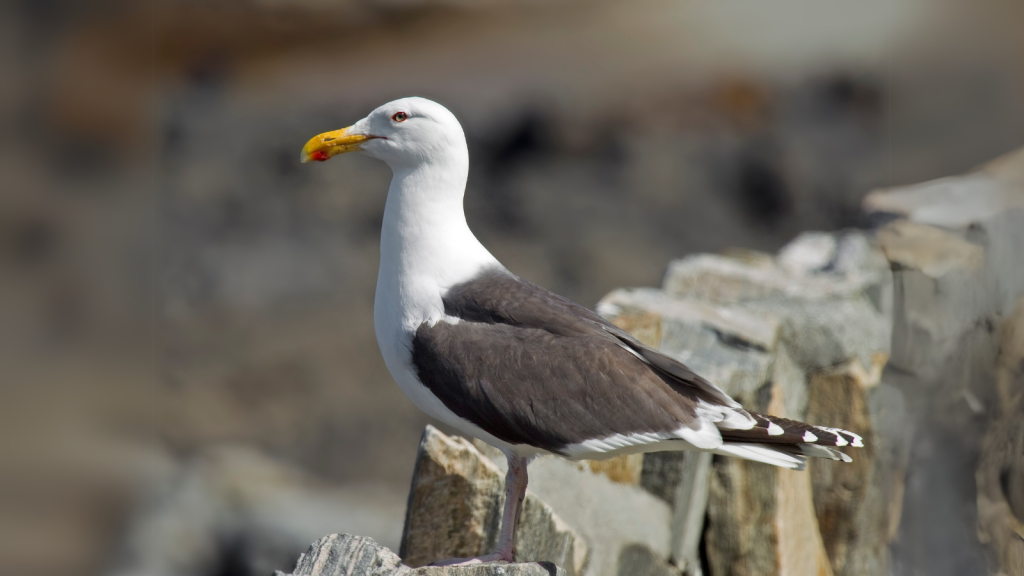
[2,1,1023,575]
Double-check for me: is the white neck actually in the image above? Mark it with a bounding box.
[374,152,500,334]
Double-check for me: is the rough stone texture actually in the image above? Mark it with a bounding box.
[666,451,713,574]
[599,229,898,576]
[471,439,673,576]
[640,452,687,507]
[274,534,564,576]
[703,380,834,576]
[865,147,1024,575]
[616,544,683,576]
[400,426,588,576]
[863,147,1024,230]
[103,446,406,576]
[638,449,712,571]
[280,534,408,576]
[976,297,1024,576]
[582,455,646,486]
[805,364,881,576]
[598,287,778,409]
[876,220,987,380]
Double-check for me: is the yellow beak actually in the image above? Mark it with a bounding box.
[300,126,376,163]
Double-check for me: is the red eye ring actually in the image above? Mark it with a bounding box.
[392,111,408,122]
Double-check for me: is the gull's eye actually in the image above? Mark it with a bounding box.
[392,111,408,122]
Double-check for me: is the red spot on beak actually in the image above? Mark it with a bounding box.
[310,150,329,162]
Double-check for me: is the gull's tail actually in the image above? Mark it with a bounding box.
[712,412,863,471]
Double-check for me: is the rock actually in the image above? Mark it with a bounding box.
[400,426,588,576]
[599,287,781,576]
[275,533,564,576]
[599,229,900,576]
[666,451,713,574]
[805,363,881,576]
[104,446,406,576]
[472,444,672,576]
[876,220,987,380]
[582,455,646,486]
[280,534,408,576]
[976,297,1024,576]
[599,287,778,408]
[777,231,837,276]
[862,147,1024,575]
[615,544,683,576]
[472,435,645,489]
[661,238,887,308]
[704,378,835,576]
[862,146,1024,230]
[640,453,686,507]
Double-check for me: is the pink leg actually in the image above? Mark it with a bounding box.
[430,454,530,566]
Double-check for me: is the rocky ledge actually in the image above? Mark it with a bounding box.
[274,534,563,576]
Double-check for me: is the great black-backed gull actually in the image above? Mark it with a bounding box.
[301,97,861,565]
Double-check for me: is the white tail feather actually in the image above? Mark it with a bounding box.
[711,443,806,470]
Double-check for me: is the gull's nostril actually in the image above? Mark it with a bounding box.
[323,137,335,142]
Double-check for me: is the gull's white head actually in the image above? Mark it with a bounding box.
[300,97,467,170]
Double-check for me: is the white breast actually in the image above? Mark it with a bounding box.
[371,160,528,455]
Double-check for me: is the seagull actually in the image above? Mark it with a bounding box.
[301,97,861,565]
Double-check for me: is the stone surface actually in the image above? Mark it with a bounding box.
[976,297,1024,576]
[400,426,588,576]
[274,534,565,576]
[104,446,406,576]
[865,147,1024,576]
[876,220,988,381]
[599,287,778,408]
[615,544,683,576]
[806,363,881,576]
[599,229,899,576]
[704,380,834,576]
[582,454,646,486]
[863,146,1024,230]
[472,442,673,576]
[666,451,713,574]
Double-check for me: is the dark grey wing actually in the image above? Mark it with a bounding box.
[411,315,699,453]
[441,268,743,409]
[410,268,745,453]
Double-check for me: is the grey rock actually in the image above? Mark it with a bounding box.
[600,229,900,576]
[400,426,588,576]
[104,446,406,576]
[876,219,989,380]
[806,363,885,576]
[275,534,564,576]
[471,438,673,576]
[616,544,683,576]
[976,296,1024,576]
[639,450,713,573]
[777,231,838,276]
[280,534,408,576]
[640,453,686,507]
[746,294,890,375]
[863,145,1024,230]
[599,287,778,406]
[598,288,780,352]
[665,451,712,575]
[863,147,1024,576]
[704,364,834,576]
[481,451,672,576]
